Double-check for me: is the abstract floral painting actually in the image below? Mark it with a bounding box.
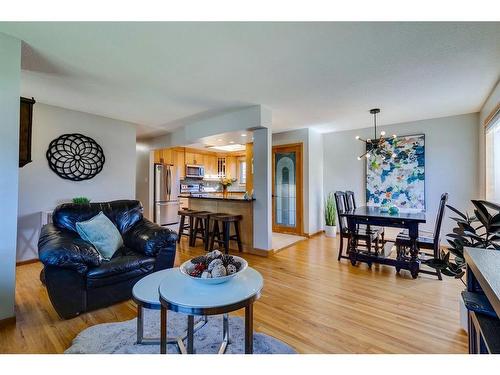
[366,134,425,211]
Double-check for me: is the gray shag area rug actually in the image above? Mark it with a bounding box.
[65,309,296,354]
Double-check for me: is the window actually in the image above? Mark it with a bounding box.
[238,159,247,185]
[217,157,226,177]
[486,112,500,203]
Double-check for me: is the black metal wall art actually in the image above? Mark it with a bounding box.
[46,133,105,181]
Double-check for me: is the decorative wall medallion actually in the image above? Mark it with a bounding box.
[46,133,105,181]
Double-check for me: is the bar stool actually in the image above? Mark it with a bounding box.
[209,214,243,254]
[190,211,214,250]
[177,209,198,244]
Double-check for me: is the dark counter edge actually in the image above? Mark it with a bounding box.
[180,195,255,202]
[464,247,500,317]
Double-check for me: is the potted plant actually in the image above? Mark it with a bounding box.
[425,200,500,329]
[324,192,337,237]
[220,176,236,198]
[72,197,91,205]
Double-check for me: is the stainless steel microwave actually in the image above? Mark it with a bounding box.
[185,164,205,179]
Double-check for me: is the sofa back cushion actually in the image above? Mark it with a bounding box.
[53,200,143,234]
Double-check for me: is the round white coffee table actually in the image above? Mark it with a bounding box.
[131,269,207,347]
[159,267,263,354]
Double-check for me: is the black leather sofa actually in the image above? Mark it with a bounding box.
[38,200,177,319]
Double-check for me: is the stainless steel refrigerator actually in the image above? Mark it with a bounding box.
[154,163,180,226]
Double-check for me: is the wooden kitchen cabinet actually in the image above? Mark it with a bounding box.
[204,154,218,177]
[225,156,237,179]
[174,148,185,179]
[157,148,173,164]
[185,151,195,165]
[185,151,204,165]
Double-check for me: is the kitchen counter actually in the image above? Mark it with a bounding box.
[185,195,254,252]
[180,194,253,202]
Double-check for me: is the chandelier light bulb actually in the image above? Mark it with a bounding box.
[355,135,360,140]
[366,153,371,159]
[392,134,397,138]
[357,156,361,160]
[380,131,386,136]
[367,138,371,143]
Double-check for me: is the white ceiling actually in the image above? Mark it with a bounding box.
[186,130,254,151]
[0,22,499,137]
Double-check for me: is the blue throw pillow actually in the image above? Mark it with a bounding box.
[76,211,123,261]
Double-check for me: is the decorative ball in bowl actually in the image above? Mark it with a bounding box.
[180,250,248,285]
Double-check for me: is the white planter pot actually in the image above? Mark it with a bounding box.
[325,225,337,238]
[459,295,468,332]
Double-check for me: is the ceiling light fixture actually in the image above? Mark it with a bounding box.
[209,144,246,152]
[355,108,396,160]
[241,133,247,137]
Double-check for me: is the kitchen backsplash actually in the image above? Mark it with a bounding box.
[181,178,247,192]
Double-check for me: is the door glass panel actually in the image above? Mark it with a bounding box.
[275,151,296,227]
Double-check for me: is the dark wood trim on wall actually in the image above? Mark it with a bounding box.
[16,258,39,266]
[0,316,16,328]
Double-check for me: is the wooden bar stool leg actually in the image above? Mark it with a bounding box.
[223,222,230,254]
[210,221,219,251]
[189,216,195,247]
[177,215,185,244]
[234,221,243,252]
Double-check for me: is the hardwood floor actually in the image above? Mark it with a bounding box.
[0,234,467,354]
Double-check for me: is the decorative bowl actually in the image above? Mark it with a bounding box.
[180,254,248,285]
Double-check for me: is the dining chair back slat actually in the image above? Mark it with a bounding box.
[345,191,357,211]
[334,191,348,233]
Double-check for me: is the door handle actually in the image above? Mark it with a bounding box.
[166,168,171,197]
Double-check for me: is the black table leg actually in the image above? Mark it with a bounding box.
[245,304,253,354]
[408,222,420,279]
[187,315,194,354]
[160,305,167,354]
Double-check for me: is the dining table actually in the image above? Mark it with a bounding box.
[340,206,426,279]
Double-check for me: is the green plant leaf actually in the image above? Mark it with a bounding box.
[441,269,458,277]
[423,258,449,270]
[472,200,492,227]
[479,200,500,211]
[446,205,467,220]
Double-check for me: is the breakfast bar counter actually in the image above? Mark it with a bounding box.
[184,195,254,253]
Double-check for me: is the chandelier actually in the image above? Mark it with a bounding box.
[355,108,396,160]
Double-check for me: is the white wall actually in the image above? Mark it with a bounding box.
[17,103,137,262]
[308,129,324,234]
[135,142,152,220]
[272,128,324,235]
[479,80,500,198]
[323,113,480,239]
[0,33,21,321]
[253,128,272,250]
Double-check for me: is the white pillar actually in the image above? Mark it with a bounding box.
[0,33,21,321]
[252,127,272,250]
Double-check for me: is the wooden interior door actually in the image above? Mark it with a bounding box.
[272,143,303,235]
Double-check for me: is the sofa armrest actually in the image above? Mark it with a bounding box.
[123,218,177,257]
[38,224,102,274]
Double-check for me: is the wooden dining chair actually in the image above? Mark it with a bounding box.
[335,191,380,261]
[395,193,448,280]
[345,190,385,243]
